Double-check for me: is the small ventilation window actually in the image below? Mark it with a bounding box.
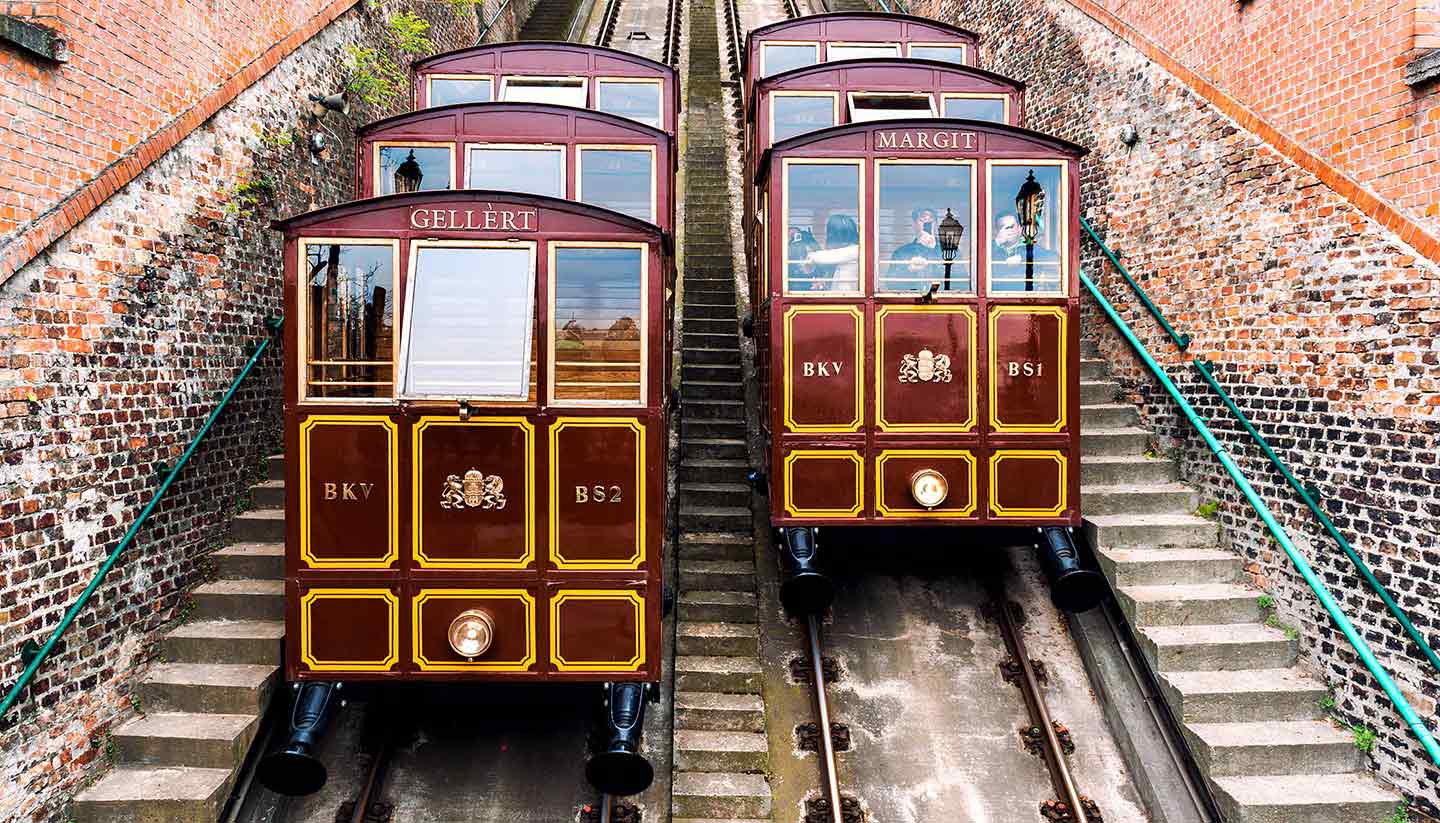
[500,76,588,108]
[847,93,936,123]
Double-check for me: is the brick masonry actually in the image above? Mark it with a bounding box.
[0,3,483,821]
[912,0,1440,813]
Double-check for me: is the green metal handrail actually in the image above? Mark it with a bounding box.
[0,317,282,722]
[1082,270,1440,767]
[475,0,514,44]
[1080,217,1190,350]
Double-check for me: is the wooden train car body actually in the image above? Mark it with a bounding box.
[743,12,980,90]
[275,191,670,683]
[356,102,675,232]
[748,119,1085,527]
[412,42,679,134]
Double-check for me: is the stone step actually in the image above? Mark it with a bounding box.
[229,508,284,543]
[1096,547,1242,587]
[114,712,259,770]
[1184,720,1361,777]
[71,766,235,823]
[679,482,751,509]
[678,621,759,657]
[1138,623,1296,672]
[192,579,284,622]
[679,590,758,622]
[675,656,763,693]
[683,317,739,336]
[250,479,285,509]
[682,332,741,351]
[265,454,285,480]
[683,397,746,420]
[675,730,768,772]
[1160,668,1327,723]
[1084,513,1219,549]
[1080,357,1109,380]
[212,542,283,580]
[684,346,742,365]
[162,619,285,666]
[1080,380,1120,405]
[672,771,771,819]
[682,380,746,402]
[679,505,752,532]
[1081,455,1179,486]
[686,302,738,320]
[682,418,748,440]
[1210,773,1401,823]
[680,560,756,592]
[680,458,751,485]
[1080,427,1152,457]
[140,663,279,715]
[1116,583,1261,626]
[679,532,754,562]
[1082,483,1196,516]
[682,437,747,461]
[1079,402,1140,428]
[675,691,765,733]
[683,363,743,383]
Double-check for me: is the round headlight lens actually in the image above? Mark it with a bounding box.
[447,608,496,659]
[909,469,949,509]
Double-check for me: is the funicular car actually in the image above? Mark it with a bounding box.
[743,11,980,90]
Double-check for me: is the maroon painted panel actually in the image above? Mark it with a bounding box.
[413,418,533,569]
[781,306,863,432]
[874,450,979,520]
[781,447,864,519]
[876,307,975,432]
[550,587,647,673]
[299,417,396,569]
[411,587,539,673]
[293,582,402,675]
[549,419,648,569]
[989,450,1068,519]
[989,307,1067,434]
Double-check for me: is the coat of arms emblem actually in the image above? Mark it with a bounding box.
[440,469,507,510]
[899,348,953,383]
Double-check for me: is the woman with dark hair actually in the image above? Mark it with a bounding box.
[803,213,860,291]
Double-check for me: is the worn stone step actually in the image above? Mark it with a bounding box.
[1160,668,1328,723]
[683,397,745,420]
[1139,623,1296,672]
[1080,402,1140,428]
[672,771,771,819]
[679,532,754,561]
[265,454,285,480]
[212,542,283,580]
[675,730,768,772]
[72,766,235,823]
[683,363,743,383]
[1080,358,1109,380]
[229,508,284,543]
[1116,583,1261,626]
[679,481,751,509]
[680,559,756,592]
[114,712,259,770]
[249,479,285,509]
[682,380,746,402]
[678,621,759,657]
[682,418,748,440]
[680,505,752,532]
[675,691,765,733]
[1084,513,1219,549]
[682,437,747,461]
[1096,547,1242,588]
[684,346,742,365]
[1081,483,1197,516]
[192,579,284,621]
[686,302,738,320]
[1081,455,1178,486]
[1184,720,1361,777]
[679,590,758,622]
[683,317,740,336]
[682,331,741,350]
[680,458,751,485]
[140,663,278,715]
[162,619,285,666]
[1080,427,1151,457]
[675,656,763,693]
[1080,380,1120,405]
[1210,773,1401,823]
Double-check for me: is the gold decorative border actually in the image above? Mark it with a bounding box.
[412,589,537,672]
[299,415,399,569]
[550,590,646,672]
[874,450,977,518]
[548,418,647,570]
[988,450,1068,518]
[987,305,1069,433]
[875,305,977,433]
[782,305,864,433]
[300,588,400,672]
[782,450,864,518]
[412,417,536,569]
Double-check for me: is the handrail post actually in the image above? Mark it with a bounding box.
[1080,217,1190,350]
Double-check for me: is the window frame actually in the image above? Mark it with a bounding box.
[984,158,1070,298]
[546,240,651,408]
[424,73,495,107]
[760,41,820,78]
[396,239,540,403]
[297,238,402,405]
[824,41,901,62]
[463,142,569,197]
[906,42,970,64]
[371,141,457,197]
[498,74,590,107]
[940,93,1012,124]
[768,90,840,147]
[574,144,659,224]
[845,91,938,123]
[594,77,665,129]
[872,158,979,299]
[780,156,866,299]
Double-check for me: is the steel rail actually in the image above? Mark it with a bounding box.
[348,732,396,823]
[593,0,624,47]
[661,0,681,65]
[805,615,844,823]
[991,578,1089,823]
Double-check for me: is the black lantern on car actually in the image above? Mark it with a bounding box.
[1015,170,1045,291]
[937,207,964,292]
[394,150,424,194]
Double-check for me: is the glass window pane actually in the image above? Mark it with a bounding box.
[597,81,662,129]
[848,94,934,123]
[305,243,394,399]
[579,149,653,222]
[784,163,861,293]
[943,96,1007,123]
[826,44,900,62]
[761,43,818,77]
[466,147,565,197]
[429,77,492,106]
[501,78,587,107]
[910,45,967,64]
[876,164,973,294]
[552,247,645,403]
[772,95,835,143]
[988,164,1065,294]
[377,146,452,195]
[402,246,535,398]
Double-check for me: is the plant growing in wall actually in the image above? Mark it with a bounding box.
[345,1,484,106]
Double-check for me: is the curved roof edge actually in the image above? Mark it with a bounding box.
[749,57,1025,118]
[356,101,670,141]
[412,39,675,75]
[748,11,980,43]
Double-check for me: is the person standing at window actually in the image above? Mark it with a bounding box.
[803,214,860,291]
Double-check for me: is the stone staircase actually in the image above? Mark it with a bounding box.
[72,455,288,823]
[518,0,586,40]
[1078,352,1402,823]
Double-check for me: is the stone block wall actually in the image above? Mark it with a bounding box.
[912,0,1440,812]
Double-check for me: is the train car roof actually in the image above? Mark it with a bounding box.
[746,11,980,43]
[357,101,671,143]
[747,57,1025,120]
[413,40,676,76]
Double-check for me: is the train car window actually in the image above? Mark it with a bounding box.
[301,240,397,401]
[465,145,566,198]
[427,75,493,106]
[771,93,838,145]
[941,95,1009,124]
[499,76,588,107]
[826,43,901,62]
[783,159,863,295]
[987,161,1067,295]
[596,79,663,129]
[908,44,968,64]
[875,160,975,295]
[577,147,655,223]
[550,245,647,405]
[761,42,819,77]
[374,144,454,195]
[399,243,537,399]
[847,93,936,123]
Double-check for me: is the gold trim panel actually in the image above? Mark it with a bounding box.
[874,450,978,518]
[412,417,536,569]
[782,305,864,433]
[548,418,647,570]
[298,415,399,569]
[987,305,1068,434]
[412,589,538,672]
[875,305,977,433]
[782,449,864,518]
[988,450,1068,518]
[299,588,400,672]
[550,589,646,672]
